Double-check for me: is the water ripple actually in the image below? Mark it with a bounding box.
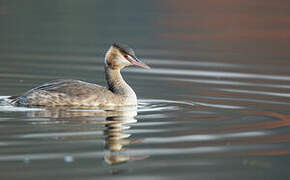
[127,68,290,81]
[168,78,290,89]
[144,131,268,143]
[218,88,290,98]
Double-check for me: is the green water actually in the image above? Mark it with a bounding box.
[1,1,290,179]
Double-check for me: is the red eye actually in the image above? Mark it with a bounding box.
[124,55,128,58]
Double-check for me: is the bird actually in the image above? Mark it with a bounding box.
[10,43,150,107]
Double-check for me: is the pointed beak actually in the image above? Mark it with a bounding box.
[127,55,151,69]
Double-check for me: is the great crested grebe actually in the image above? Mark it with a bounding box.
[10,43,150,107]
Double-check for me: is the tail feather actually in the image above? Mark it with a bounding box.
[7,95,19,105]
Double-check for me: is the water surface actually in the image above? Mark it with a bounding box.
[0,1,290,180]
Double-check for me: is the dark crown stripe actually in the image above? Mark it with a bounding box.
[112,43,135,57]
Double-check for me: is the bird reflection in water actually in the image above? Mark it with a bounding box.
[25,105,149,165]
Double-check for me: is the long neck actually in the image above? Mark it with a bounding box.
[105,66,136,97]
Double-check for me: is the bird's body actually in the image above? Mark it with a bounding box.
[12,79,135,107]
[10,43,150,107]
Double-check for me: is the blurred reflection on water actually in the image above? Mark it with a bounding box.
[1,0,290,180]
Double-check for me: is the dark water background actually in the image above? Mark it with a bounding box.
[1,1,290,179]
